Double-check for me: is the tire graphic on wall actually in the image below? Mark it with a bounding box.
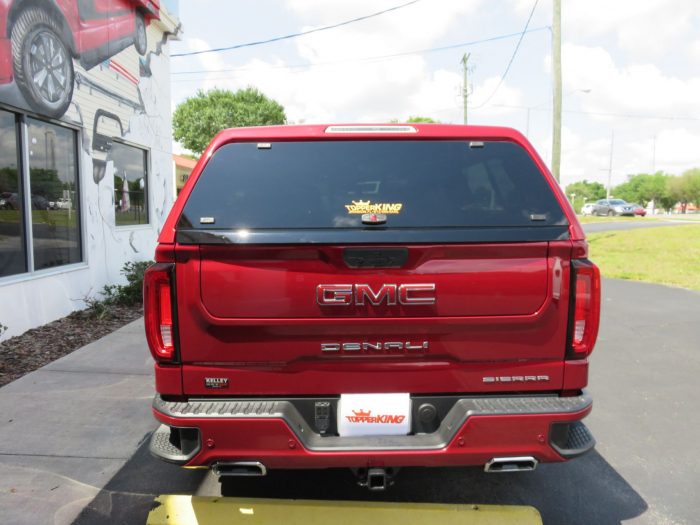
[134,13,148,56]
[11,8,75,118]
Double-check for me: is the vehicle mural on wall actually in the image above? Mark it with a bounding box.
[1,0,179,233]
[0,0,160,117]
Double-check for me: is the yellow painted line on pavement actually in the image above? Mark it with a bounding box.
[147,495,542,525]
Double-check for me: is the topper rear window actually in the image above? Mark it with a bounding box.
[177,140,567,230]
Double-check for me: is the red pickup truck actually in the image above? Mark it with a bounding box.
[146,124,600,490]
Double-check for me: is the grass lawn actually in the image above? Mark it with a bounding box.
[587,224,700,291]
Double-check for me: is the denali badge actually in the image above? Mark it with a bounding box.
[482,375,550,383]
[204,377,229,389]
[317,283,436,306]
[321,341,429,353]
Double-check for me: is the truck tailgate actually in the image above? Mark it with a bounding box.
[175,241,572,396]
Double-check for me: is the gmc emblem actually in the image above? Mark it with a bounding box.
[316,283,436,306]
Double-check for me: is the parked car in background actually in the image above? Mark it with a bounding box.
[0,191,19,209]
[58,198,72,210]
[31,194,50,210]
[630,204,647,216]
[592,199,635,216]
[581,203,595,216]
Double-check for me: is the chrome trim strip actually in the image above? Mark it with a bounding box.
[153,393,591,452]
[176,226,571,245]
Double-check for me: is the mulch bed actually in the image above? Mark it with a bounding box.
[0,304,142,388]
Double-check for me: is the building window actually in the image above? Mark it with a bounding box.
[27,118,81,270]
[0,111,26,277]
[112,142,148,226]
[0,110,81,278]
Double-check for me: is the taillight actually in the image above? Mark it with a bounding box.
[144,263,176,362]
[567,259,601,359]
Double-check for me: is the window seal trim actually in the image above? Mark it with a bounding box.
[19,116,34,273]
[176,226,570,245]
[0,262,89,286]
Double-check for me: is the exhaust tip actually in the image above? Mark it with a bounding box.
[212,461,267,477]
[484,456,538,473]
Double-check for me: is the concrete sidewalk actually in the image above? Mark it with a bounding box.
[0,318,157,525]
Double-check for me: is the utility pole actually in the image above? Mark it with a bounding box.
[461,52,470,125]
[551,0,562,182]
[606,130,615,199]
[652,134,657,173]
[525,107,531,138]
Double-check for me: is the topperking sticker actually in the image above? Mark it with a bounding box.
[345,200,403,214]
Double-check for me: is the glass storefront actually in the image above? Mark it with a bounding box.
[0,111,26,277]
[0,110,81,277]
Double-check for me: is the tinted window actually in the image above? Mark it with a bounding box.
[0,111,26,277]
[179,140,566,230]
[609,199,626,205]
[27,119,81,270]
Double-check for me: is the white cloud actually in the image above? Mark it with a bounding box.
[562,43,700,119]
[174,1,491,125]
[690,40,700,62]
[512,0,700,59]
[565,0,698,58]
[286,0,482,51]
[630,128,700,174]
[171,0,700,184]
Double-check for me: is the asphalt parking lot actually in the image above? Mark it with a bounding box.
[2,263,698,524]
[60,278,698,525]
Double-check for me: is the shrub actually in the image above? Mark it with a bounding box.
[102,260,152,306]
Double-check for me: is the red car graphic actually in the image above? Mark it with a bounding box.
[0,0,159,117]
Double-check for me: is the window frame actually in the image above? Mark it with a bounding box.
[0,109,87,284]
[111,137,151,229]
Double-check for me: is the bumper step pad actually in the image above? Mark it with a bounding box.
[550,420,596,458]
[153,393,592,454]
[150,424,201,464]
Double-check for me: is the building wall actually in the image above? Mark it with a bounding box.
[0,2,180,339]
[173,154,197,196]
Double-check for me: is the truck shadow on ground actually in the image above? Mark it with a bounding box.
[72,435,208,525]
[72,435,646,525]
[220,450,647,525]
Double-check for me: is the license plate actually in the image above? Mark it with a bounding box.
[337,393,411,437]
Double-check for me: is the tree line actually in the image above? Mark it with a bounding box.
[565,170,700,213]
[172,87,699,215]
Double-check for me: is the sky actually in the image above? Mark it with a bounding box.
[168,0,700,189]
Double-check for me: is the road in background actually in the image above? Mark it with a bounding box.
[582,219,699,233]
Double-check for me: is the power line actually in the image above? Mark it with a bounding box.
[170,26,551,81]
[171,0,421,58]
[487,103,700,122]
[470,0,539,109]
